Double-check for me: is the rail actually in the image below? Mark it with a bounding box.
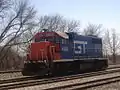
[0,70,21,74]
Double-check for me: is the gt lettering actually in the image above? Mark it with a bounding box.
[74,40,87,54]
[75,45,82,54]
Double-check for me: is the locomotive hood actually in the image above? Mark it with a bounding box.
[55,31,69,39]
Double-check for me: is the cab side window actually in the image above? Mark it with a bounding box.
[61,39,68,44]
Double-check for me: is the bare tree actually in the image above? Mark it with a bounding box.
[82,23,102,37]
[0,0,36,69]
[37,14,80,32]
[103,29,120,63]
[0,0,11,20]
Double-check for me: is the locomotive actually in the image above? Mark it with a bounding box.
[22,31,108,75]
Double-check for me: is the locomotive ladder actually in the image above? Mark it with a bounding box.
[39,46,55,74]
[40,49,48,64]
[49,46,55,74]
[50,46,55,60]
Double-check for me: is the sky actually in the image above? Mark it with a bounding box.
[30,0,120,33]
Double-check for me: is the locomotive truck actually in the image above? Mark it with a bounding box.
[22,31,108,75]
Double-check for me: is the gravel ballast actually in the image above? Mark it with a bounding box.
[0,72,22,80]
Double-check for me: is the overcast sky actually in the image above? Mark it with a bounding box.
[30,0,120,33]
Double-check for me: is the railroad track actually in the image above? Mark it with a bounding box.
[0,70,22,81]
[47,72,120,90]
[0,70,21,74]
[0,66,120,90]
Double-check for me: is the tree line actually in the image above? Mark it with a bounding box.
[0,0,119,70]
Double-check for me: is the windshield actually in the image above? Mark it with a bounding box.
[35,38,54,42]
[35,36,62,44]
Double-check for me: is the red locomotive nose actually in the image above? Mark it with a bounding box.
[27,41,60,61]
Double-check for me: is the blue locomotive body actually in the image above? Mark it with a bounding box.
[60,32,103,60]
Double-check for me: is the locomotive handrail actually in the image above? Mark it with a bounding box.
[40,49,44,61]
